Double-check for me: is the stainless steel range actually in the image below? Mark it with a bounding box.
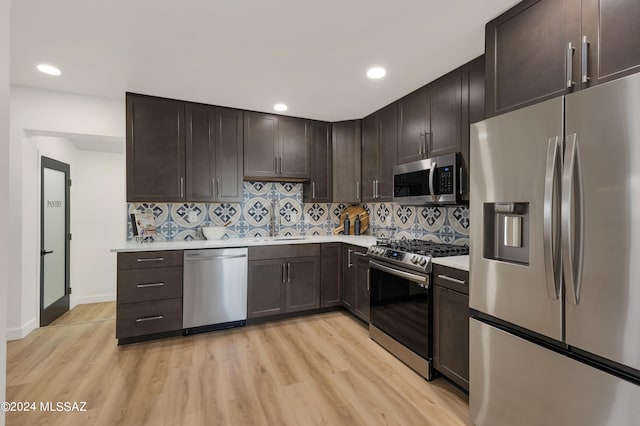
[367,239,468,380]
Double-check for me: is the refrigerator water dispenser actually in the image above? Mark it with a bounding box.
[483,202,529,265]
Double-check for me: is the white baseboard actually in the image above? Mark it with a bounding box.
[6,295,116,341]
[70,293,116,309]
[6,318,37,341]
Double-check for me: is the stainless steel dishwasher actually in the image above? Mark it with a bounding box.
[183,247,248,335]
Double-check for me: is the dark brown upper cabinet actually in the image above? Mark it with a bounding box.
[303,121,332,203]
[461,56,486,201]
[429,70,462,158]
[332,120,362,203]
[581,0,640,88]
[243,112,309,181]
[397,86,429,164]
[185,104,243,203]
[485,0,640,118]
[397,69,462,164]
[126,94,186,202]
[361,102,397,202]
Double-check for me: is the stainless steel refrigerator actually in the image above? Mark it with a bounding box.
[470,72,640,425]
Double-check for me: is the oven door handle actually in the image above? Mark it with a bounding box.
[369,260,428,285]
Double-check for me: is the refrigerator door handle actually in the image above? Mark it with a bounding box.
[562,133,584,305]
[543,136,562,299]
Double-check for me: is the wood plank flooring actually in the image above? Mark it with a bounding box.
[6,304,470,426]
[49,301,116,326]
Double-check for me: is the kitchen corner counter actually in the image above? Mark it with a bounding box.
[111,235,469,271]
[111,235,378,253]
[431,256,469,271]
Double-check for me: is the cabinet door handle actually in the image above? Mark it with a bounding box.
[419,132,424,154]
[427,131,432,156]
[367,269,370,292]
[275,157,278,174]
[348,249,353,268]
[566,42,575,90]
[180,177,184,198]
[312,181,316,199]
[356,181,360,200]
[212,178,217,199]
[353,251,368,258]
[136,282,165,288]
[217,178,222,199]
[282,263,286,283]
[581,36,590,84]
[437,274,467,285]
[459,168,464,195]
[136,257,164,263]
[287,262,291,282]
[136,315,164,323]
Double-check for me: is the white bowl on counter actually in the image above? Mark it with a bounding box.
[202,226,226,240]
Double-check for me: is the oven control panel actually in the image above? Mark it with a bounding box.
[367,246,432,273]
[384,250,405,261]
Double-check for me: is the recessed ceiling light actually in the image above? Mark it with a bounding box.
[37,64,61,76]
[274,103,288,112]
[367,67,386,79]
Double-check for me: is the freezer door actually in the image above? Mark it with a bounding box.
[564,73,640,372]
[470,97,564,341]
[470,319,640,426]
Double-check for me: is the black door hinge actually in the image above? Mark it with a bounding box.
[68,179,72,187]
[69,287,72,295]
[68,233,72,241]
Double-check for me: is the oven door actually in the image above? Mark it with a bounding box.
[369,260,431,359]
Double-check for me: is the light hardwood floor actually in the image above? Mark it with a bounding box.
[6,304,470,426]
[49,301,116,326]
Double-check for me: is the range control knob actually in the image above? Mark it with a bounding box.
[418,258,427,267]
[410,255,418,264]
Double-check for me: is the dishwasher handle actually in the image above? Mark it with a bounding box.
[185,253,247,261]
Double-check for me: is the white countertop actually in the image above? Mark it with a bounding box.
[111,235,378,252]
[112,235,469,271]
[431,255,469,272]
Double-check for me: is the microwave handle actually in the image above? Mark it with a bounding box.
[429,161,437,201]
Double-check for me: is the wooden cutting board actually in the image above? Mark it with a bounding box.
[333,206,369,235]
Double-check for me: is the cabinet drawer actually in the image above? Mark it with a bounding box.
[249,244,320,260]
[117,266,183,304]
[118,250,183,270]
[433,265,469,294]
[116,298,182,338]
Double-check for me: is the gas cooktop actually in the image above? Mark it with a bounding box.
[367,239,469,273]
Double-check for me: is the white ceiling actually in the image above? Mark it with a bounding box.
[11,0,519,122]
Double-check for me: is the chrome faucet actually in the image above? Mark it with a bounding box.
[270,198,281,237]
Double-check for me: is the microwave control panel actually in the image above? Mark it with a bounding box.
[438,166,454,194]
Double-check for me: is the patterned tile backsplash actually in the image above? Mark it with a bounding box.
[127,182,470,245]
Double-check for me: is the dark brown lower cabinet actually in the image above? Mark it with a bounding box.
[116,251,184,344]
[321,243,342,307]
[247,245,320,320]
[286,256,321,312]
[247,258,287,318]
[433,265,469,391]
[342,244,369,322]
[353,252,370,322]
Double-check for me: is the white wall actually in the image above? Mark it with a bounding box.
[8,87,125,339]
[71,150,125,305]
[1,0,10,423]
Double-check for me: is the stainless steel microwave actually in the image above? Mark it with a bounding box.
[393,153,461,205]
